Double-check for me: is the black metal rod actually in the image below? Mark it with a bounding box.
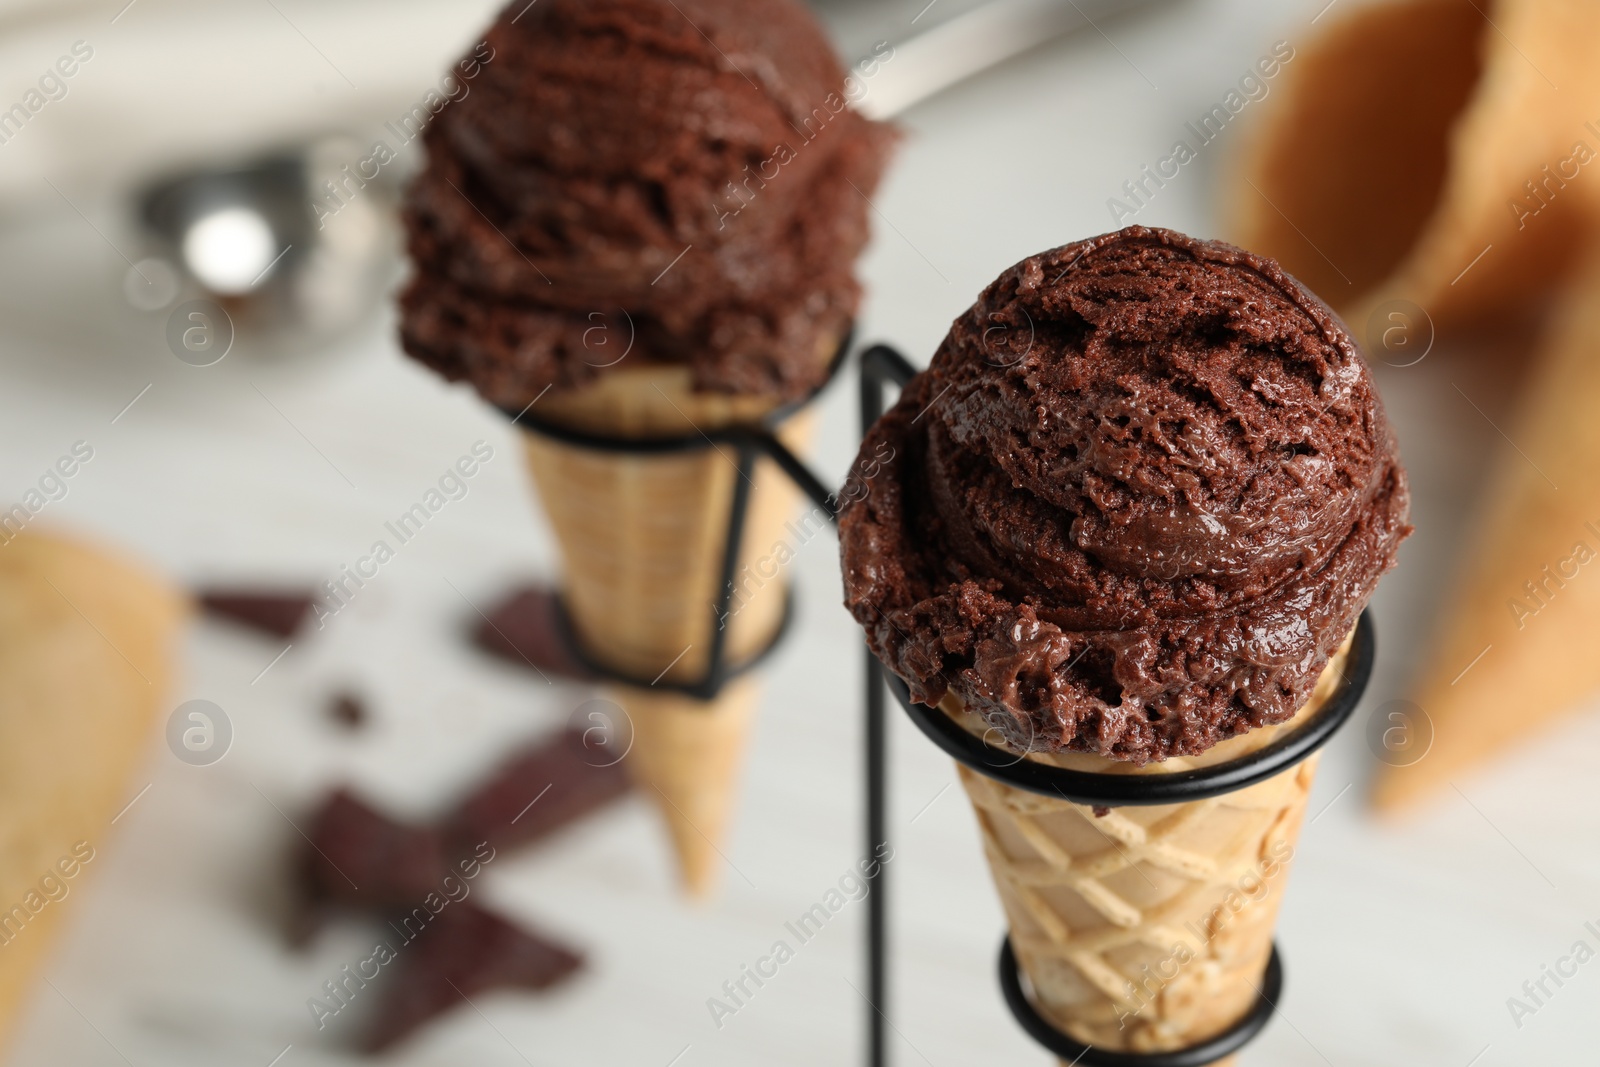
[703,442,757,694]
[865,652,887,1067]
[860,344,917,431]
[735,428,841,519]
[857,343,915,1067]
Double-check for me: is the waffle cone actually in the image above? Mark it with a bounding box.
[521,352,832,895]
[618,677,757,897]
[1230,0,1600,333]
[952,640,1351,1059]
[0,531,184,1051]
[1374,251,1600,810]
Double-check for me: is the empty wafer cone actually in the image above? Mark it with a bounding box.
[1231,0,1600,334]
[520,346,832,895]
[950,640,1350,1058]
[0,531,184,1050]
[1374,249,1600,810]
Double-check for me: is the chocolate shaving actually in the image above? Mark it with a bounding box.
[293,727,627,1050]
[302,790,448,913]
[445,726,631,855]
[199,589,317,639]
[471,585,593,681]
[365,901,583,1052]
[297,731,629,920]
[328,692,367,729]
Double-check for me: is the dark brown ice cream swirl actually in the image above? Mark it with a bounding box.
[399,0,894,408]
[839,227,1410,763]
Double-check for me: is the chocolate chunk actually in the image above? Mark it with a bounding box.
[328,692,367,729]
[364,901,583,1052]
[302,790,448,912]
[298,727,629,918]
[446,726,630,855]
[471,585,593,680]
[292,732,623,1048]
[199,589,317,638]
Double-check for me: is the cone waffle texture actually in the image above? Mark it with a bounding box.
[1375,251,1600,809]
[0,531,184,1050]
[521,348,832,894]
[953,640,1350,1057]
[1230,0,1600,333]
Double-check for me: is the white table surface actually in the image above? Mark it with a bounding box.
[2,1,1596,1065]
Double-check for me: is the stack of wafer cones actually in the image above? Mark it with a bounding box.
[520,343,833,896]
[949,639,1351,1060]
[1230,0,1600,332]
[1374,250,1600,809]
[1232,0,1600,807]
[0,531,184,1049]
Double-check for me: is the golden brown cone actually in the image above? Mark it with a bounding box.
[1230,0,1600,334]
[521,349,829,895]
[952,641,1350,1058]
[1373,250,1600,810]
[0,531,185,1051]
[619,678,757,897]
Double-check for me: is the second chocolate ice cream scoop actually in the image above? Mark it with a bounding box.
[399,0,894,408]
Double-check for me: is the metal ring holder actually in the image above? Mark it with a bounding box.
[513,338,1376,1067]
[999,937,1284,1067]
[891,615,1374,807]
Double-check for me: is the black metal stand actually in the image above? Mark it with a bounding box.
[514,337,1376,1067]
[857,344,914,1067]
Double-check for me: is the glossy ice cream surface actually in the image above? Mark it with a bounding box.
[840,227,1409,763]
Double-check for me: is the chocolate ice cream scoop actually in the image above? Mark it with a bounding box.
[840,226,1410,762]
[400,0,894,408]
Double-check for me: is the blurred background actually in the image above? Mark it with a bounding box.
[0,0,1592,1064]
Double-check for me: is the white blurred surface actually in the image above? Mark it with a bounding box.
[0,1,1594,1065]
[0,0,500,206]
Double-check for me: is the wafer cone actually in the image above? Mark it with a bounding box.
[0,530,184,1051]
[1230,0,1600,333]
[950,639,1351,1059]
[1373,250,1600,810]
[619,676,759,898]
[520,348,832,895]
